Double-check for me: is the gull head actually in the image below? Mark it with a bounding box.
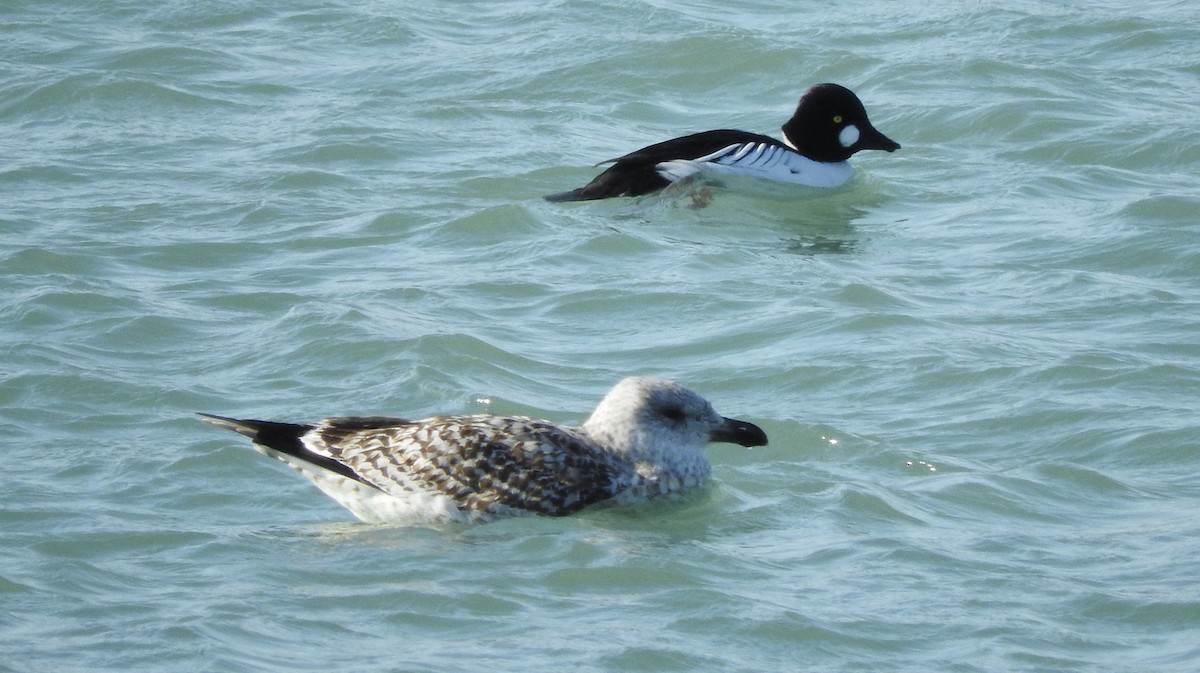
[580,377,767,466]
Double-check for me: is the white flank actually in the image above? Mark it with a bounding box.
[656,142,854,189]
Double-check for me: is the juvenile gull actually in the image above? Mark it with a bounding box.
[200,376,767,524]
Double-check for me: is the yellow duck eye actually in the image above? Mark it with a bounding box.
[833,115,843,124]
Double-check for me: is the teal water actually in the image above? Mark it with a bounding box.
[3,1,1199,671]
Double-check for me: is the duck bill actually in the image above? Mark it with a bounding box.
[858,124,901,153]
[710,416,769,448]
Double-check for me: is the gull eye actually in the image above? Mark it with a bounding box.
[833,115,843,124]
[659,405,686,423]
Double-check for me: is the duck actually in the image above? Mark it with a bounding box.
[545,83,899,202]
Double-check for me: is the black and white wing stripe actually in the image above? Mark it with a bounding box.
[656,140,852,187]
[544,130,787,201]
[707,142,789,169]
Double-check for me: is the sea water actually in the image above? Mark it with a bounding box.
[2,1,1199,671]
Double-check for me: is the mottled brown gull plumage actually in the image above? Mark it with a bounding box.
[200,377,767,524]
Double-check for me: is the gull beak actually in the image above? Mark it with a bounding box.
[710,416,768,447]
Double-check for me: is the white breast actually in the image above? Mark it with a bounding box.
[655,142,854,189]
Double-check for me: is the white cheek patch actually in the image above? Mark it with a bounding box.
[839,124,860,148]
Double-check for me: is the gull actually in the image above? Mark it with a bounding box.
[200,376,767,524]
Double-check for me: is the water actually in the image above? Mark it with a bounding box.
[2,1,1199,671]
